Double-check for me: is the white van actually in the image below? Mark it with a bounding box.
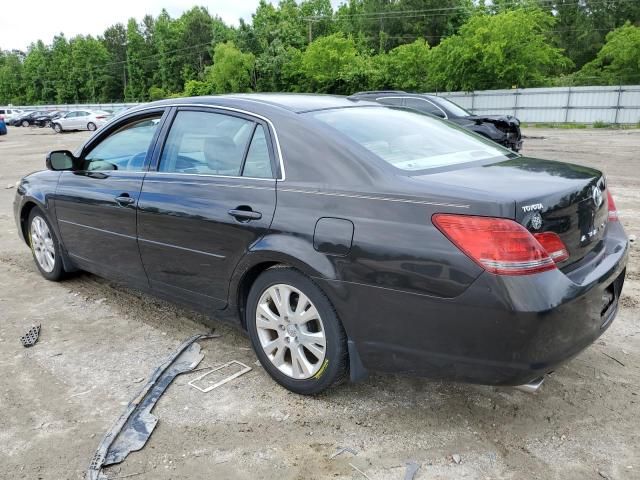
[0,107,24,123]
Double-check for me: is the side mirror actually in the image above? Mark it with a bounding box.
[46,150,77,171]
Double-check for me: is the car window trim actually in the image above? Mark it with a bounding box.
[124,103,285,181]
[76,108,169,174]
[376,96,448,119]
[149,105,279,181]
[239,122,259,177]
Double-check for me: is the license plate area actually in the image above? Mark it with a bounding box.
[601,268,625,328]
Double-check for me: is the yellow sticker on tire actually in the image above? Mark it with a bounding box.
[314,359,329,379]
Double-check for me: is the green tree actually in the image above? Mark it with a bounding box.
[575,23,640,85]
[207,41,255,93]
[300,32,370,93]
[0,51,26,104]
[429,9,572,91]
[125,18,149,101]
[101,23,127,101]
[70,36,111,102]
[378,38,431,90]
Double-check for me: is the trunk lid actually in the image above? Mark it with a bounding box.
[414,156,607,267]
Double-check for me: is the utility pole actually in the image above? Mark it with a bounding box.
[308,19,313,44]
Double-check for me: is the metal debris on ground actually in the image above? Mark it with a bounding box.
[349,463,372,480]
[188,360,252,393]
[602,352,625,367]
[330,446,358,459]
[20,324,41,347]
[452,454,462,464]
[86,333,218,480]
[403,460,420,480]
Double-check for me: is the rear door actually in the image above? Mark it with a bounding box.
[137,107,278,310]
[54,108,168,285]
[60,111,78,129]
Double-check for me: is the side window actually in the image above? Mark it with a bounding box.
[405,98,446,118]
[159,111,254,176]
[242,125,273,178]
[80,115,162,171]
[65,112,77,118]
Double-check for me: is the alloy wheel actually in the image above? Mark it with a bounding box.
[255,283,327,380]
[30,216,56,273]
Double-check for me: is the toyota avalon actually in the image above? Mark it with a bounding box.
[13,94,628,394]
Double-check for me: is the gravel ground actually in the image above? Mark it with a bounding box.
[0,126,638,480]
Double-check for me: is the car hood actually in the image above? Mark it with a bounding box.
[465,114,520,128]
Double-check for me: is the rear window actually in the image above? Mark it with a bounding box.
[309,107,511,171]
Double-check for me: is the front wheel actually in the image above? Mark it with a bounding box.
[21,120,29,127]
[87,122,97,131]
[28,208,65,281]
[246,267,348,395]
[53,123,62,133]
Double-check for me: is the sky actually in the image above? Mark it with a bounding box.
[1,0,344,52]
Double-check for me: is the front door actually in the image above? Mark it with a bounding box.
[137,107,278,309]
[54,110,166,285]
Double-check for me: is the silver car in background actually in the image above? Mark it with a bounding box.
[52,110,111,133]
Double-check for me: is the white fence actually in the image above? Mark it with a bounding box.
[10,103,139,112]
[433,85,640,124]
[9,85,640,124]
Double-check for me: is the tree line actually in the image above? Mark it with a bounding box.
[1,0,639,105]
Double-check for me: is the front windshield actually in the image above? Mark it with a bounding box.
[430,96,472,117]
[309,107,512,171]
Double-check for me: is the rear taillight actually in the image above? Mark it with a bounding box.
[607,190,618,221]
[533,232,569,263]
[432,214,565,276]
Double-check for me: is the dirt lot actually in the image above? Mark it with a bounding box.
[0,126,638,480]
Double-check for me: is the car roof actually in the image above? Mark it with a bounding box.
[145,93,380,114]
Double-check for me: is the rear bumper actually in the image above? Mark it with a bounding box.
[319,222,628,386]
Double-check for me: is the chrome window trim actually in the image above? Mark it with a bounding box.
[376,96,449,120]
[146,171,276,182]
[123,103,286,181]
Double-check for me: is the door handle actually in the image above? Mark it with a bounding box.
[228,208,262,221]
[115,194,135,206]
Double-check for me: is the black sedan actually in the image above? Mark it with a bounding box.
[14,94,627,395]
[12,110,47,127]
[351,91,523,151]
[32,110,64,128]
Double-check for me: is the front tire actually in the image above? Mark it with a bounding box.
[87,122,97,131]
[53,123,62,133]
[28,208,65,281]
[21,120,29,127]
[246,267,348,395]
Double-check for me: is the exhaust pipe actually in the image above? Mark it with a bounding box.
[515,376,545,393]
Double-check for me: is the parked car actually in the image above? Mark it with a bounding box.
[0,107,24,124]
[350,91,523,151]
[12,110,45,127]
[32,111,64,128]
[51,110,111,133]
[14,94,627,395]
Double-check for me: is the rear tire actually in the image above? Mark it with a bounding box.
[27,207,65,281]
[87,122,97,131]
[246,267,348,395]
